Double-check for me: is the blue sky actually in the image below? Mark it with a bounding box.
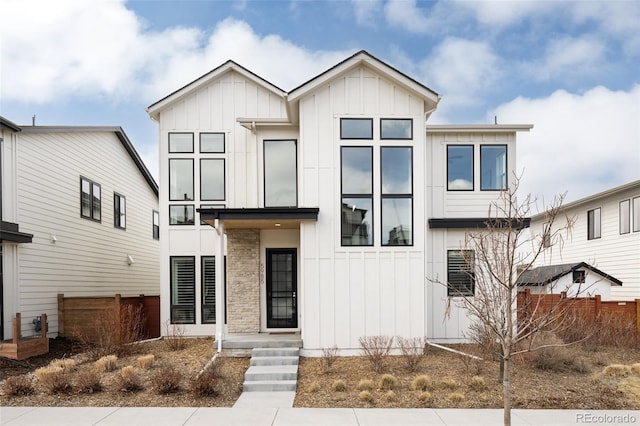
[2,0,639,205]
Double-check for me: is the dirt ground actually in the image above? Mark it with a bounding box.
[1,337,639,409]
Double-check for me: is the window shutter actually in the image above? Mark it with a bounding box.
[202,257,216,324]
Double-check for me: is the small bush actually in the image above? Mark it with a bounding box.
[380,374,398,390]
[163,321,187,351]
[438,378,458,390]
[2,375,35,396]
[469,375,487,391]
[631,363,640,375]
[359,335,393,373]
[448,392,465,402]
[118,366,142,392]
[50,358,77,371]
[529,332,589,373]
[321,345,339,373]
[396,336,428,372]
[151,366,181,394]
[418,391,432,402]
[137,354,155,369]
[603,364,631,377]
[307,381,320,393]
[191,368,217,397]
[95,355,118,373]
[35,366,72,394]
[385,390,397,401]
[331,379,347,392]
[357,379,374,391]
[358,390,374,403]
[412,375,433,391]
[75,370,102,394]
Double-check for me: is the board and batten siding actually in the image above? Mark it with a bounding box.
[533,184,640,300]
[11,130,159,337]
[298,65,427,352]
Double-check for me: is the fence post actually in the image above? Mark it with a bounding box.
[114,294,122,344]
[636,299,640,333]
[41,313,47,339]
[57,294,65,336]
[594,294,601,321]
[13,313,21,343]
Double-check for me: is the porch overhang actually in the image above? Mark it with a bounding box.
[0,221,33,243]
[428,217,531,230]
[197,207,319,229]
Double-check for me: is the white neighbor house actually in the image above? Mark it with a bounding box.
[147,51,532,353]
[530,180,640,301]
[0,117,160,340]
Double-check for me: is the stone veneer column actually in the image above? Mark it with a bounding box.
[226,229,260,333]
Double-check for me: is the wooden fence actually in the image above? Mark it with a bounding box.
[58,294,160,342]
[517,288,640,332]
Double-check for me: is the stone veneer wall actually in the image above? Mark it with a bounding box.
[226,229,260,333]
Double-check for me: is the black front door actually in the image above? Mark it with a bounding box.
[266,248,297,328]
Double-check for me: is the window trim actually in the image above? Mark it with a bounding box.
[620,199,631,235]
[152,210,160,240]
[113,193,126,230]
[447,249,475,297]
[199,158,226,201]
[80,176,101,222]
[263,139,298,208]
[587,207,601,240]
[170,256,195,325]
[634,197,640,233]
[447,144,475,192]
[199,132,225,153]
[480,144,508,191]
[169,205,195,226]
[201,256,216,324]
[340,118,373,140]
[573,270,586,284]
[169,158,194,201]
[380,146,413,246]
[168,132,194,153]
[340,146,374,246]
[380,118,413,140]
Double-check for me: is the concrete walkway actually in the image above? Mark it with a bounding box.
[2,407,638,425]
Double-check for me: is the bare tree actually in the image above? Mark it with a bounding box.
[430,175,583,426]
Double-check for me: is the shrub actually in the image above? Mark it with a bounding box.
[151,366,181,394]
[357,379,374,391]
[448,392,465,402]
[50,359,77,371]
[469,375,487,391]
[321,345,339,373]
[307,381,320,393]
[418,391,432,402]
[603,364,631,377]
[396,336,428,372]
[191,368,217,397]
[163,321,187,351]
[631,363,640,375]
[75,370,102,394]
[137,354,155,369]
[118,365,142,392]
[358,390,374,403]
[380,374,398,390]
[438,378,458,390]
[528,332,590,373]
[331,379,347,392]
[35,366,72,394]
[95,355,118,373]
[359,335,393,373]
[412,375,433,391]
[2,375,35,396]
[384,390,397,401]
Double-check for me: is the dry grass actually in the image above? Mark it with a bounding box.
[2,375,35,397]
[412,375,433,391]
[331,379,347,392]
[74,370,102,394]
[356,379,374,391]
[603,364,631,377]
[469,375,487,391]
[95,355,118,373]
[137,354,155,369]
[151,366,181,394]
[380,374,398,390]
[35,366,72,394]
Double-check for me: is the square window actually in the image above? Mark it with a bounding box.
[381,119,412,139]
[573,270,586,284]
[340,118,373,139]
[169,205,194,225]
[169,133,194,153]
[200,133,225,153]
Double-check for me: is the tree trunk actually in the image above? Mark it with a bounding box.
[503,355,511,426]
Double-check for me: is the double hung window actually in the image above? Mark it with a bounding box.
[620,199,631,235]
[152,210,160,239]
[587,208,601,240]
[114,193,126,229]
[80,177,101,221]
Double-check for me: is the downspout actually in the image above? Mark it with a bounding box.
[214,219,225,353]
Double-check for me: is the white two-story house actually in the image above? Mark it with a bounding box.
[1,117,160,340]
[147,50,532,352]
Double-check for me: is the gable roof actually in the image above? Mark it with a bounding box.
[517,262,622,286]
[19,126,158,197]
[0,116,22,132]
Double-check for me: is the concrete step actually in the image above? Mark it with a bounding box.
[244,365,298,381]
[222,338,302,349]
[243,380,297,392]
[251,347,299,358]
[250,355,299,366]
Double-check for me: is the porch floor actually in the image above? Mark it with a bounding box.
[221,332,302,349]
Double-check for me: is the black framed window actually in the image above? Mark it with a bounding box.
[447,250,475,296]
[634,197,640,232]
[200,159,225,201]
[340,118,373,139]
[153,210,160,239]
[381,147,412,246]
[341,146,373,246]
[542,222,551,248]
[80,177,101,221]
[620,199,630,235]
[114,193,126,229]
[480,145,507,191]
[381,118,412,139]
[202,256,216,324]
[573,270,586,284]
[169,133,194,153]
[200,133,225,153]
[447,145,474,191]
[169,205,194,225]
[587,208,601,240]
[170,256,195,324]
[169,159,194,201]
[264,140,297,207]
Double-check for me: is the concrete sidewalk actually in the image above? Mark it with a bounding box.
[2,407,638,426]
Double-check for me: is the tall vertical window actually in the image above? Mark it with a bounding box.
[447,145,474,191]
[380,119,412,139]
[634,197,640,232]
[170,256,195,324]
[340,118,373,139]
[168,133,194,153]
[381,147,412,245]
[200,159,225,201]
[341,147,373,246]
[542,222,551,248]
[200,133,225,153]
[264,140,297,207]
[153,210,160,239]
[80,177,101,221]
[114,193,126,229]
[480,145,507,190]
[620,199,631,234]
[202,256,216,324]
[447,250,475,296]
[169,159,194,201]
[587,208,601,240]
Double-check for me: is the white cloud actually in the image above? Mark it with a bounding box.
[384,0,432,33]
[352,0,383,27]
[456,0,560,28]
[492,85,640,205]
[524,36,606,82]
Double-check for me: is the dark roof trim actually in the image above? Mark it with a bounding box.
[0,116,22,132]
[197,207,319,221]
[429,217,531,229]
[0,221,33,243]
[518,262,623,286]
[113,129,159,196]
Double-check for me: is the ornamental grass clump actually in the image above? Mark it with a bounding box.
[74,370,102,394]
[358,390,374,403]
[2,375,35,397]
[118,365,143,392]
[331,379,347,392]
[35,366,72,394]
[151,366,181,394]
[137,354,155,369]
[95,355,118,373]
[380,374,398,390]
[412,375,433,391]
[356,379,374,391]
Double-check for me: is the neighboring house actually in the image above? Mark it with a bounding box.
[147,50,532,352]
[0,117,160,340]
[517,262,622,301]
[531,180,640,301]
